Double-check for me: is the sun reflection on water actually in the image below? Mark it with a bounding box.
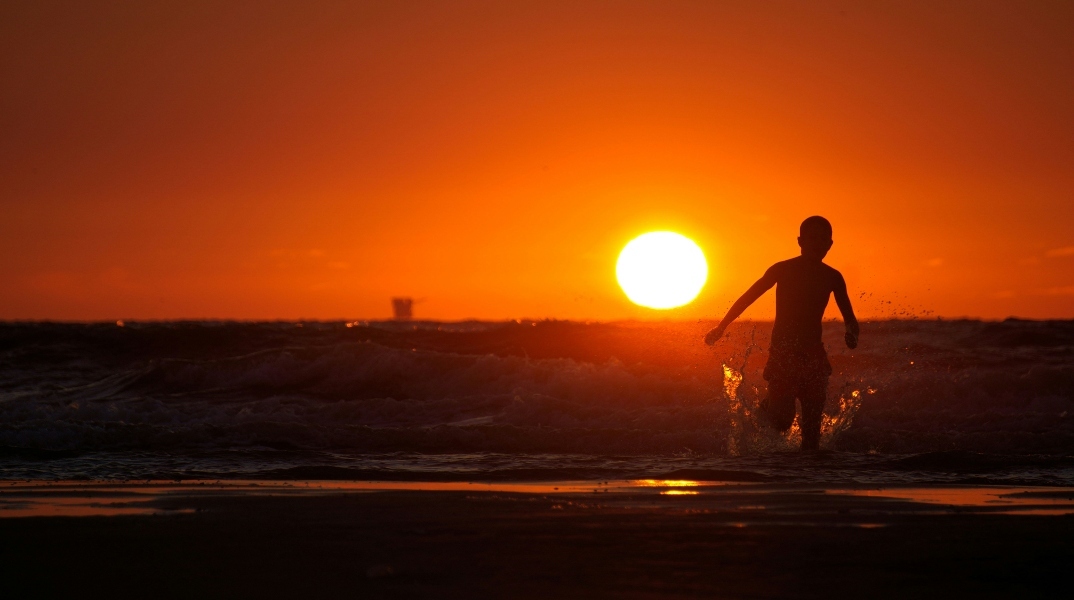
[632,480,700,488]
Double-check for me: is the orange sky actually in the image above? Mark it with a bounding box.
[2,1,1073,321]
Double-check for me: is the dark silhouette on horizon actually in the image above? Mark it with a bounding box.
[705,216,860,451]
[392,297,414,320]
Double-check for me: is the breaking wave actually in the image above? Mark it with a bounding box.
[0,319,1072,480]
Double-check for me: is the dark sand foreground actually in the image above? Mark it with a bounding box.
[2,481,1073,599]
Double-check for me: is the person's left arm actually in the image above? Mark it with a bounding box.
[833,272,859,349]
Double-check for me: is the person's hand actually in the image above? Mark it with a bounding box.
[844,330,858,349]
[704,324,726,346]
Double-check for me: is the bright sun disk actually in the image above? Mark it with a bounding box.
[616,231,708,309]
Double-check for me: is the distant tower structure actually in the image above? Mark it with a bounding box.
[391,297,414,320]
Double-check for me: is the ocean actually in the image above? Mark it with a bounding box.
[2,319,1072,485]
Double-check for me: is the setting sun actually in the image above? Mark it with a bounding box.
[616,232,708,310]
[3,3,1074,597]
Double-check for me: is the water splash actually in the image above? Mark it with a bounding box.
[723,363,748,456]
[722,363,869,454]
[821,386,871,445]
[723,364,796,455]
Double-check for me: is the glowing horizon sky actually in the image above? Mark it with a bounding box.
[2,1,1072,320]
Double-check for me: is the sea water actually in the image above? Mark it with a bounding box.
[1,319,1072,484]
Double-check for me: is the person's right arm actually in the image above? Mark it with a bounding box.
[704,265,779,345]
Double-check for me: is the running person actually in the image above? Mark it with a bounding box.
[704,216,859,451]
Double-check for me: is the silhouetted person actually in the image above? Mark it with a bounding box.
[704,216,859,451]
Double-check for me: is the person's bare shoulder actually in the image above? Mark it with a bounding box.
[768,257,797,274]
[821,262,845,289]
[758,258,794,285]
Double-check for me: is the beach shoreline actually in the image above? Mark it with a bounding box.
[3,479,1074,518]
[2,480,1072,598]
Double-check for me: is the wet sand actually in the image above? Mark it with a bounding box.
[2,481,1073,598]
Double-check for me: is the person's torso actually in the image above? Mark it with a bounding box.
[771,257,837,348]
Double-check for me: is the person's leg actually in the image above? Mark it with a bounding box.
[798,377,828,451]
[760,379,797,432]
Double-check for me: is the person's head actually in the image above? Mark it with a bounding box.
[798,216,833,260]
